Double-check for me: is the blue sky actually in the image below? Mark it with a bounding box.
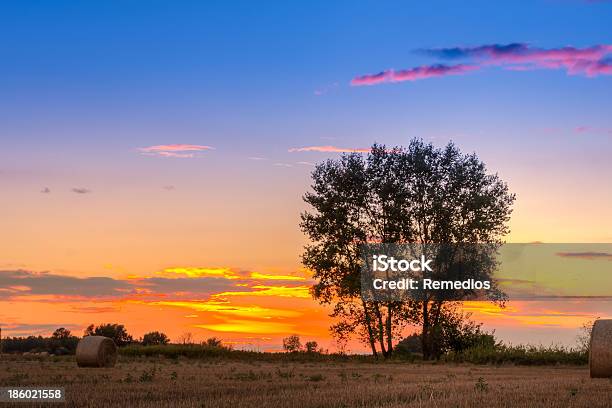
[2,1,611,155]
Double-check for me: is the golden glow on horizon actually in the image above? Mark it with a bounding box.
[195,320,297,334]
[149,300,302,318]
[249,272,306,281]
[213,285,311,298]
[159,267,240,279]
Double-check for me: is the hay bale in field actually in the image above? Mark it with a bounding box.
[590,319,612,378]
[76,336,117,368]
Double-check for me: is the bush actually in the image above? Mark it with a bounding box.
[282,335,301,352]
[203,337,224,348]
[442,343,587,365]
[395,333,423,356]
[142,331,169,346]
[85,323,133,346]
[305,341,319,353]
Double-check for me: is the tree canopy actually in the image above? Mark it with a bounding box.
[301,139,515,359]
[84,323,133,347]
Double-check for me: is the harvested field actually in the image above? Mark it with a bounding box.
[1,356,611,407]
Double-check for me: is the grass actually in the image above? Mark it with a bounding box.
[118,343,588,366]
[0,354,610,407]
[119,344,370,362]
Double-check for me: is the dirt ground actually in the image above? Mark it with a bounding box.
[1,356,611,407]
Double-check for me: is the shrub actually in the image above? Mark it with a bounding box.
[442,343,587,365]
[85,323,133,347]
[282,335,301,352]
[142,331,169,346]
[305,341,319,353]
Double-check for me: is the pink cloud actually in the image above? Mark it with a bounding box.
[351,64,478,86]
[424,43,612,77]
[357,43,612,87]
[139,144,214,152]
[288,145,370,153]
[138,144,214,158]
[574,126,592,134]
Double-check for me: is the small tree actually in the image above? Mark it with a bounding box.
[577,318,598,353]
[142,331,169,346]
[177,332,194,345]
[304,341,319,353]
[52,328,72,339]
[204,337,223,348]
[84,324,133,347]
[282,335,301,352]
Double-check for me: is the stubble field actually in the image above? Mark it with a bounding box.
[1,356,611,407]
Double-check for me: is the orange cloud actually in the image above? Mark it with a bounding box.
[249,272,306,281]
[214,285,311,299]
[195,320,297,334]
[158,267,240,279]
[150,300,302,319]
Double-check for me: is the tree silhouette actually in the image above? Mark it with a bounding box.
[142,331,169,346]
[84,323,133,346]
[304,341,319,353]
[282,335,301,352]
[52,327,72,339]
[301,139,514,359]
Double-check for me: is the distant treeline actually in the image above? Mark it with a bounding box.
[1,330,79,355]
[0,325,170,355]
[1,324,589,366]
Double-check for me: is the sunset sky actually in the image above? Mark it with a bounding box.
[1,1,612,351]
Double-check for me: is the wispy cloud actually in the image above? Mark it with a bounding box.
[71,188,91,194]
[138,144,214,158]
[420,43,612,77]
[40,187,51,194]
[353,43,612,86]
[288,145,369,153]
[352,64,478,86]
[313,82,339,96]
[573,126,612,135]
[556,252,612,261]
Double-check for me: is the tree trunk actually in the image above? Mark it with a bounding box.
[361,299,378,358]
[386,303,393,355]
[373,303,388,357]
[421,300,431,360]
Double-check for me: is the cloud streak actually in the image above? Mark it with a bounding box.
[288,145,370,153]
[353,43,612,86]
[556,252,612,261]
[352,64,478,86]
[138,144,214,158]
[421,43,612,77]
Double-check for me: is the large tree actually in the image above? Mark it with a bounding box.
[300,139,515,359]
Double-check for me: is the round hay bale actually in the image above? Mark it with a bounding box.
[76,336,117,368]
[590,319,612,378]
